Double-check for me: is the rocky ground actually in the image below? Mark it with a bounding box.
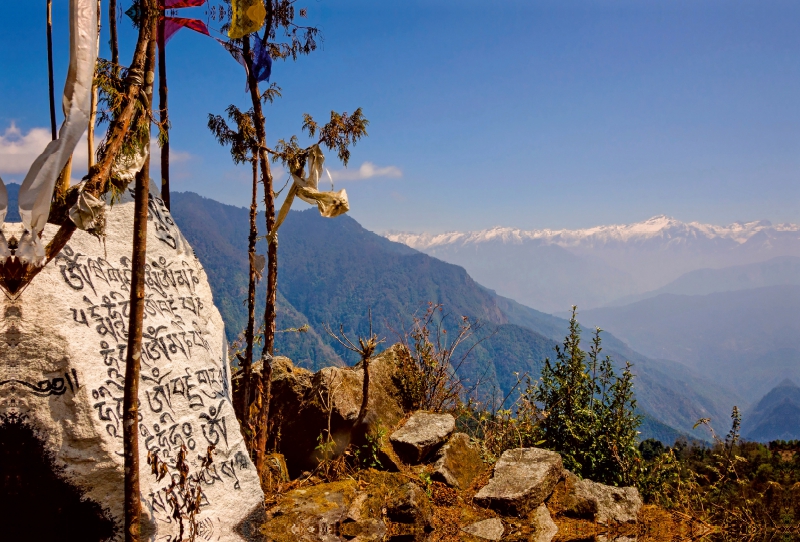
[243,347,699,541]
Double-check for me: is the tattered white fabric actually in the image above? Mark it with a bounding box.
[66,142,148,232]
[250,252,266,281]
[111,145,149,186]
[69,183,105,231]
[296,185,349,217]
[17,0,98,266]
[64,137,149,235]
[15,231,43,266]
[0,177,9,263]
[0,234,9,265]
[0,175,7,226]
[268,144,349,244]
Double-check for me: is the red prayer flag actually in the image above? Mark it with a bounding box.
[163,16,210,44]
[163,0,206,8]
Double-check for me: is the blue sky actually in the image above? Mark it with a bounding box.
[1,0,798,233]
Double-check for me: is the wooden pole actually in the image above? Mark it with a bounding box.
[123,157,149,542]
[88,0,101,169]
[241,33,276,473]
[123,6,157,540]
[157,8,170,209]
[240,155,258,433]
[56,157,72,197]
[47,0,57,140]
[109,0,119,72]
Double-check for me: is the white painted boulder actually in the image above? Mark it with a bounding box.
[0,182,264,541]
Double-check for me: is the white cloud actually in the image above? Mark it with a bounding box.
[0,123,192,185]
[0,123,53,176]
[153,138,191,164]
[328,161,402,182]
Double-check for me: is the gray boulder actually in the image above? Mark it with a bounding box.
[562,470,642,524]
[251,345,407,477]
[461,518,505,540]
[263,478,388,541]
[431,432,484,489]
[386,482,433,527]
[473,448,563,516]
[263,479,361,541]
[390,411,455,463]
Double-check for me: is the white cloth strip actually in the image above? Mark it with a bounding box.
[0,176,8,263]
[17,0,98,265]
[267,144,350,244]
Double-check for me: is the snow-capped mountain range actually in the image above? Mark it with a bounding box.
[386,215,800,251]
[383,216,800,313]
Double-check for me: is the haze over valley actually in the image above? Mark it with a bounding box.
[387,215,800,435]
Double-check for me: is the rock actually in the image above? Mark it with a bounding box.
[431,432,484,489]
[386,482,433,527]
[389,412,456,463]
[263,479,362,541]
[461,518,505,540]
[263,471,431,541]
[262,453,290,487]
[341,492,387,540]
[0,182,264,540]
[562,470,642,524]
[375,439,404,472]
[473,448,563,516]
[531,504,558,542]
[262,345,407,477]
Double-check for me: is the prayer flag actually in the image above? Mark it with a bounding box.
[163,0,206,8]
[229,0,266,39]
[163,16,210,43]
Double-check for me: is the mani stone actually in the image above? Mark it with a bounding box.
[473,447,563,516]
[389,411,455,463]
[461,517,505,541]
[431,432,484,489]
[0,181,264,541]
[562,470,643,524]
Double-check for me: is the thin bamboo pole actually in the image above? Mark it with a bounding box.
[123,6,157,541]
[158,10,170,209]
[240,155,258,433]
[242,33,276,473]
[88,0,101,169]
[109,0,119,72]
[47,0,57,140]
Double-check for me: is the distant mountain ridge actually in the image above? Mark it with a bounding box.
[744,380,800,442]
[608,256,800,306]
[384,215,800,312]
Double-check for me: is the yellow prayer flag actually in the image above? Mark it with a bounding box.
[228,0,266,39]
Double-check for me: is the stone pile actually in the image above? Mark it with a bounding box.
[259,397,644,541]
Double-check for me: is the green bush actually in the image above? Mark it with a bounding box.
[526,307,642,486]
